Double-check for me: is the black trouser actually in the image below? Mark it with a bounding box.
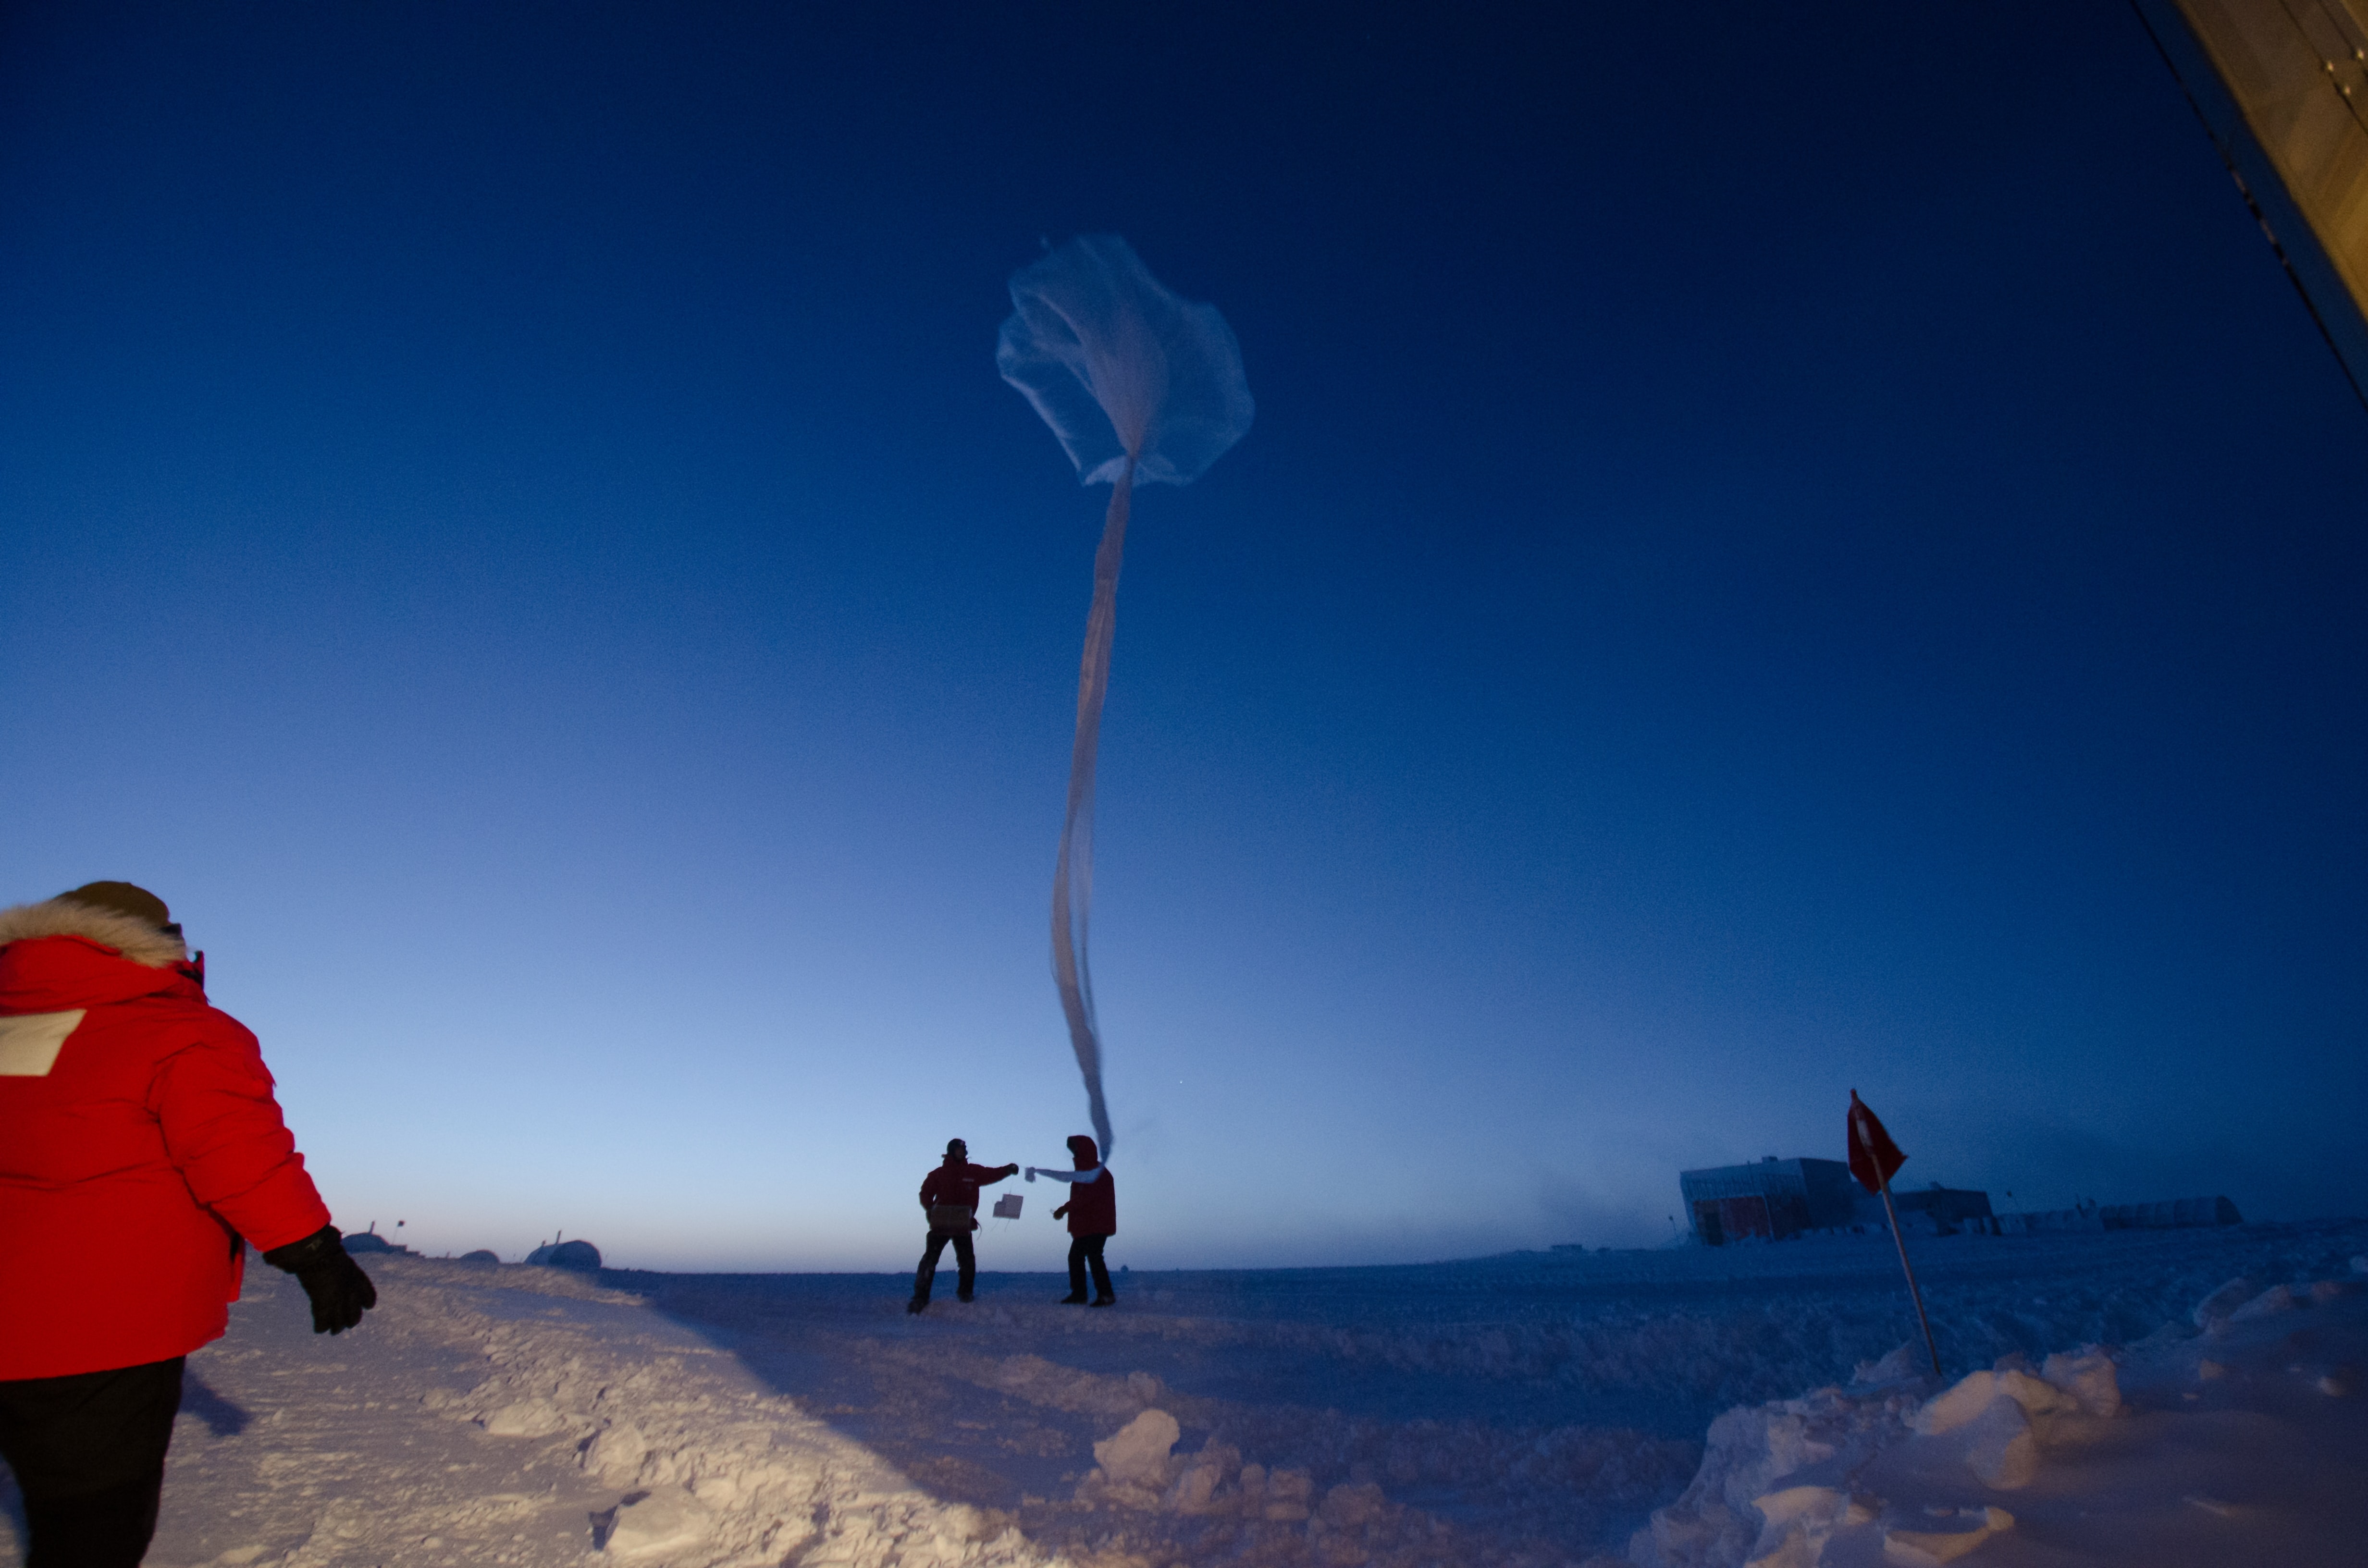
[913,1227,975,1304]
[1068,1234,1113,1300]
[0,1356,185,1568]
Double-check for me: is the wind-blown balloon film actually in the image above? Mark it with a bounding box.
[998,235,1255,1159]
[996,235,1255,489]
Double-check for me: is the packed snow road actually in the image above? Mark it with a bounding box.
[0,1219,2362,1567]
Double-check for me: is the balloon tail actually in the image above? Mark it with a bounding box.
[1051,458,1132,1159]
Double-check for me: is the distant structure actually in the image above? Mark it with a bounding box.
[526,1238,603,1270]
[1680,1157,1860,1245]
[1678,1160,2244,1246]
[1680,1159,2000,1245]
[1880,1183,1998,1237]
[1998,1196,2241,1235]
[340,1222,416,1257]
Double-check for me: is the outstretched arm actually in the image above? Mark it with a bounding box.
[1027,1164,1102,1185]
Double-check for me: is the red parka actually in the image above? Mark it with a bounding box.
[0,901,333,1380]
[919,1160,1016,1219]
[1052,1135,1115,1237]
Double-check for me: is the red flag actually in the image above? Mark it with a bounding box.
[1847,1090,1906,1194]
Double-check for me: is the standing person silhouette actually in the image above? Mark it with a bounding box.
[909,1139,1018,1314]
[1028,1135,1116,1306]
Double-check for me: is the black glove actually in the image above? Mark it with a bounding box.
[261,1224,379,1334]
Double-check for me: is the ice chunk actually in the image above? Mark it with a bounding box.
[1319,1481,1387,1529]
[2040,1347,2122,1418]
[480,1398,567,1438]
[2228,1284,2296,1322]
[603,1487,710,1557]
[581,1421,648,1482]
[1262,1468,1314,1522]
[1745,1485,1873,1568]
[1762,1411,1839,1479]
[1882,1506,2012,1564]
[2193,1275,2255,1328]
[1166,1442,1236,1512]
[1092,1408,1180,1486]
[1912,1371,2072,1489]
[1634,1385,1916,1567]
[1912,1370,2071,1436]
[1961,1399,2036,1490]
[1852,1344,1924,1387]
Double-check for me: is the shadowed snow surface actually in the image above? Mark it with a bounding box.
[0,1220,2361,1566]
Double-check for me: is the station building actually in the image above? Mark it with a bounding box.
[1679,1156,1861,1245]
[1679,1157,1998,1244]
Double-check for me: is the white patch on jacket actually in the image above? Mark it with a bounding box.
[0,1010,84,1075]
[0,898,189,968]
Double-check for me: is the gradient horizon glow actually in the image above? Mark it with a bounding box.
[4,4,2365,1272]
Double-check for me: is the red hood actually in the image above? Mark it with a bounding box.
[0,934,200,1014]
[1068,1135,1099,1168]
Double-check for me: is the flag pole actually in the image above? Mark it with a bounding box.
[1868,1146,1943,1380]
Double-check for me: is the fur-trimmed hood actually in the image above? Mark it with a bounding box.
[0,897,189,968]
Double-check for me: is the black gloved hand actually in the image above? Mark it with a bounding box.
[261,1224,379,1334]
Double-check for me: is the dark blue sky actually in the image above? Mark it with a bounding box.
[4,3,2363,1267]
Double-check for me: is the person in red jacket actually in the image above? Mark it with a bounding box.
[908,1138,1020,1313]
[0,882,376,1568]
[1028,1134,1116,1306]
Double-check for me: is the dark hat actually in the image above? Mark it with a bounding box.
[59,881,175,932]
[945,1138,968,1156]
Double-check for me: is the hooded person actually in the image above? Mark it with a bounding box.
[1027,1134,1116,1306]
[0,882,376,1568]
[909,1138,1020,1313]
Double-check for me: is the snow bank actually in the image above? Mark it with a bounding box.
[7,1220,2364,1566]
[408,1267,1046,1566]
[0,1261,1061,1568]
[1629,1270,2368,1567]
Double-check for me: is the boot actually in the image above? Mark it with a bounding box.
[1090,1295,1116,1308]
[1059,1291,1088,1304]
[906,1298,927,1314]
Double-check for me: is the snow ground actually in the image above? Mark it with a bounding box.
[0,1219,2362,1567]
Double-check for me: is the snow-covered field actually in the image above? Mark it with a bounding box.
[2,1219,2363,1567]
